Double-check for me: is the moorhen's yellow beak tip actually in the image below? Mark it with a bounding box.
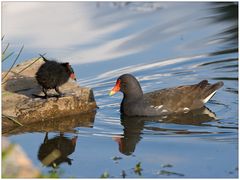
[109,90,115,96]
[109,79,120,96]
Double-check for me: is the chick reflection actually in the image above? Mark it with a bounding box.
[114,107,217,155]
[38,132,77,168]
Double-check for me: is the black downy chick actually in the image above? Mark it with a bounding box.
[35,54,76,98]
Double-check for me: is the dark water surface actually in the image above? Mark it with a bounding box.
[2,2,238,178]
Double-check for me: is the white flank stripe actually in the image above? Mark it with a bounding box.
[202,91,216,103]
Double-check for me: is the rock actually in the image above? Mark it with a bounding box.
[2,137,40,178]
[2,58,97,131]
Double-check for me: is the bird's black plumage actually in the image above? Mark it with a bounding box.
[38,133,77,167]
[35,55,76,98]
[110,74,224,116]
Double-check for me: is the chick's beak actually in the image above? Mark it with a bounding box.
[70,73,77,81]
[109,79,121,96]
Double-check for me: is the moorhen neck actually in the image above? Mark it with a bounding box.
[109,74,224,117]
[35,54,76,98]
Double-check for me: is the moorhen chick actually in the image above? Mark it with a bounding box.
[35,55,76,98]
[109,74,223,116]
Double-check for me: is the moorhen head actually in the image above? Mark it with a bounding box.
[109,74,224,117]
[35,55,76,98]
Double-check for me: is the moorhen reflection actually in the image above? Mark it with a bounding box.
[38,132,77,168]
[113,117,144,156]
[114,106,217,155]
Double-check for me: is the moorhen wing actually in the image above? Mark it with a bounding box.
[109,74,223,116]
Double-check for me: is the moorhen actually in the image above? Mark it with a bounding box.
[35,54,76,98]
[109,74,223,116]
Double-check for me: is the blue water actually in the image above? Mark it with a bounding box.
[2,2,238,178]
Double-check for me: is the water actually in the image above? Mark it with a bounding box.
[2,2,238,178]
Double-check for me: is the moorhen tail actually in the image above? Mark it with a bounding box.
[109,74,223,116]
[35,54,76,98]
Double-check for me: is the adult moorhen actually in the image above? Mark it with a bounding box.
[35,54,76,98]
[109,74,223,116]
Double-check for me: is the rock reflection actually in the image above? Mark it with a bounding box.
[38,132,77,168]
[115,107,217,155]
[3,112,96,136]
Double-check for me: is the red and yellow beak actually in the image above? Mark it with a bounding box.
[70,73,77,81]
[112,136,124,153]
[109,79,121,96]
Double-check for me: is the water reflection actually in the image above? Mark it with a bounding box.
[3,112,96,136]
[38,132,77,168]
[115,107,217,156]
[2,2,237,67]
[210,2,238,45]
[113,117,144,156]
